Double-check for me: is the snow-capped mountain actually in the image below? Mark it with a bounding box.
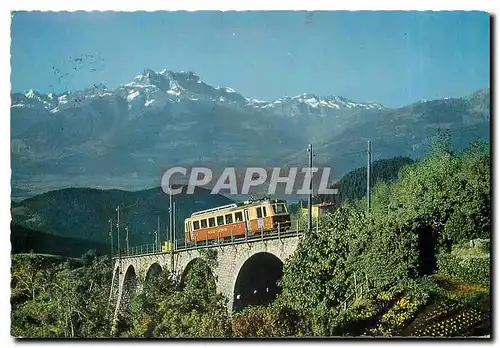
[11,68,384,117]
[11,84,116,114]
[10,69,489,199]
[11,89,59,110]
[248,93,384,112]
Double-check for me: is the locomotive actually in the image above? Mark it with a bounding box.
[184,198,291,245]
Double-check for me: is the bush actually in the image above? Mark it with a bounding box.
[329,296,382,336]
[231,305,299,337]
[437,253,490,285]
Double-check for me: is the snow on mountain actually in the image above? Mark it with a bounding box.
[58,95,68,104]
[244,92,385,115]
[115,68,248,106]
[144,99,155,107]
[11,89,59,110]
[10,68,386,115]
[25,89,36,99]
[247,93,384,111]
[126,90,141,102]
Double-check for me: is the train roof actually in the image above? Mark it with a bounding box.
[188,198,287,219]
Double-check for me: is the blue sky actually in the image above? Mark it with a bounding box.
[11,11,490,107]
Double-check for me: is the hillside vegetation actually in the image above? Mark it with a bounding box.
[11,223,109,257]
[11,186,233,246]
[274,137,490,337]
[320,156,414,205]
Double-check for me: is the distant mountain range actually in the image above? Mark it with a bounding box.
[10,69,490,199]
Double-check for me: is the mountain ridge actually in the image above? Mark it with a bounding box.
[11,68,388,114]
[11,185,233,245]
[10,68,490,199]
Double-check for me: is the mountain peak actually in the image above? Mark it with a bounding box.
[468,87,490,100]
[24,89,37,99]
[135,69,202,84]
[178,70,201,81]
[14,69,388,114]
[134,68,160,82]
[272,93,384,111]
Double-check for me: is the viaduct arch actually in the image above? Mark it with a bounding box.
[111,235,300,315]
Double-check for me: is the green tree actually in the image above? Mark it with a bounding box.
[11,253,111,338]
[278,206,360,313]
[119,250,231,338]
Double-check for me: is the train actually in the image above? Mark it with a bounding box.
[184,198,292,245]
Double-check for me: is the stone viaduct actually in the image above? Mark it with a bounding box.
[110,233,302,319]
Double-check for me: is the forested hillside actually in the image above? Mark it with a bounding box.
[10,224,109,258]
[317,156,414,205]
[11,186,233,247]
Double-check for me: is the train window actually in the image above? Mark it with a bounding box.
[263,206,267,217]
[193,221,200,230]
[201,219,208,228]
[225,214,233,224]
[235,212,243,221]
[273,204,287,214]
[208,217,216,227]
[257,207,263,218]
[217,215,224,226]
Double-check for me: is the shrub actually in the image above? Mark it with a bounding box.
[231,305,299,338]
[437,253,490,285]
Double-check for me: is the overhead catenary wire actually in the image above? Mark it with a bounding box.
[310,124,488,163]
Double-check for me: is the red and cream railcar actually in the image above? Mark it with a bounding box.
[184,198,291,244]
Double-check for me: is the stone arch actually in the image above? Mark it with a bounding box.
[145,262,163,282]
[232,251,285,312]
[114,264,139,313]
[112,264,120,286]
[179,257,217,293]
[113,261,133,289]
[109,265,121,304]
[122,265,138,297]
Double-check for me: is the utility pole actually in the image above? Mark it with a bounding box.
[109,218,113,261]
[367,140,372,215]
[125,226,129,256]
[307,143,313,231]
[116,205,121,278]
[169,185,173,242]
[157,215,160,245]
[173,201,176,247]
[169,187,175,269]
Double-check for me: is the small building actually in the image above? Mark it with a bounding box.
[162,241,174,252]
[302,202,335,218]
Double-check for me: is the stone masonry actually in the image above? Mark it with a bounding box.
[111,234,301,315]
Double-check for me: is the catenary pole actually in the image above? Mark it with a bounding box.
[307,143,313,231]
[173,201,176,248]
[169,185,173,242]
[109,218,113,260]
[367,140,372,214]
[116,206,121,277]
